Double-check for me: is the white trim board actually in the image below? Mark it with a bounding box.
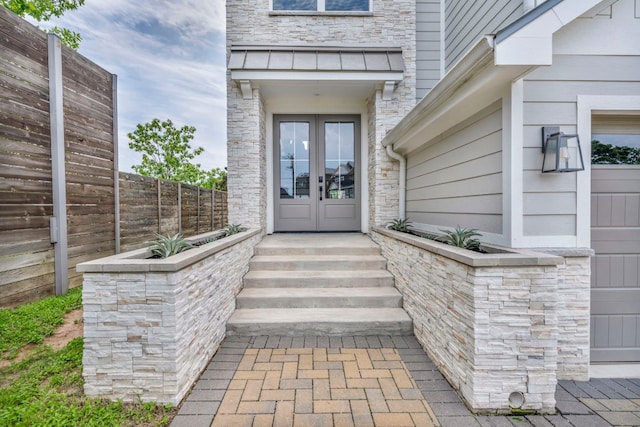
[506,79,525,248]
[590,364,640,379]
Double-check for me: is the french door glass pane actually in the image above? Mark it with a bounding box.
[325,0,369,11]
[324,122,355,199]
[280,122,311,199]
[273,0,316,10]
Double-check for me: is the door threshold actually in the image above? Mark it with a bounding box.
[272,231,363,234]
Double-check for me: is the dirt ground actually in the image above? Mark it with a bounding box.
[0,308,83,368]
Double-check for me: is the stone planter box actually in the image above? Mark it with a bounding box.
[371,227,590,414]
[77,228,262,404]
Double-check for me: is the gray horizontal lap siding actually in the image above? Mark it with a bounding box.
[406,104,503,234]
[416,0,441,100]
[444,0,522,70]
[522,54,640,237]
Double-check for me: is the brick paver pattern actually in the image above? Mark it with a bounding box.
[172,336,640,427]
[211,347,438,427]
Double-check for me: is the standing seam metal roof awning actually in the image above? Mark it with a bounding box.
[229,45,405,99]
[229,45,405,72]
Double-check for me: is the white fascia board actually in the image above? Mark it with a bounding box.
[552,0,607,24]
[231,70,403,82]
[494,0,606,65]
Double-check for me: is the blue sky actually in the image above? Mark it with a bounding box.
[39,0,228,172]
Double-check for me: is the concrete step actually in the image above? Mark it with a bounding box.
[249,255,387,271]
[243,270,395,288]
[236,287,403,309]
[226,308,413,336]
[254,233,381,257]
[254,243,381,257]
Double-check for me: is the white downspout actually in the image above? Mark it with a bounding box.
[385,144,406,220]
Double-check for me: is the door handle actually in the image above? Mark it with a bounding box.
[319,186,323,201]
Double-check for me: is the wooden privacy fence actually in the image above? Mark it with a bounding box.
[1,8,117,308]
[119,173,228,253]
[0,9,228,308]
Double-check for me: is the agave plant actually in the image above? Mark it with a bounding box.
[225,223,247,236]
[386,218,412,233]
[436,226,481,251]
[149,233,193,258]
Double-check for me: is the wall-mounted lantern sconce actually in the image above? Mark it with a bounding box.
[541,127,585,173]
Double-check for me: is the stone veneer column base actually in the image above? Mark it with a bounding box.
[534,249,593,382]
[372,228,590,414]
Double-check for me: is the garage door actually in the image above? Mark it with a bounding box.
[591,165,640,362]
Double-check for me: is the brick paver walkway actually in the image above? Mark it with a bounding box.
[171,336,640,427]
[211,346,437,427]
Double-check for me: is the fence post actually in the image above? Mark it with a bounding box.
[178,183,182,235]
[47,34,68,295]
[157,179,162,234]
[197,187,200,234]
[112,74,120,254]
[211,188,216,231]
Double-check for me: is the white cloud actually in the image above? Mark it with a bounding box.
[44,0,228,172]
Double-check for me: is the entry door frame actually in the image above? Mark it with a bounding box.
[273,114,362,232]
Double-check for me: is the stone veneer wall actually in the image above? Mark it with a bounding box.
[227,0,417,229]
[80,230,262,404]
[371,228,590,414]
[543,252,592,381]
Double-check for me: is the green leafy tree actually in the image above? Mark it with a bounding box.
[2,0,85,49]
[199,167,227,191]
[128,118,227,191]
[128,118,202,182]
[592,140,640,165]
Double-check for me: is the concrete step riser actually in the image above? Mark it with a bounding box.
[236,296,403,309]
[249,259,387,271]
[254,246,381,256]
[226,322,413,336]
[244,276,395,288]
[226,307,413,336]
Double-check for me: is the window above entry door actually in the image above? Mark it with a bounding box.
[271,0,371,12]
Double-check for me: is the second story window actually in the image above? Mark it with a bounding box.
[273,0,370,12]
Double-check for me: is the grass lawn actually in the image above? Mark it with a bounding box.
[0,288,176,426]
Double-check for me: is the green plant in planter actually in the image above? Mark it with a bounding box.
[225,223,247,236]
[436,226,481,251]
[149,233,193,258]
[386,218,412,233]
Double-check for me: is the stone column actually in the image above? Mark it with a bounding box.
[227,85,267,230]
[367,91,401,228]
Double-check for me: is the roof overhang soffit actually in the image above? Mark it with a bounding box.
[382,37,532,154]
[383,0,610,154]
[229,46,405,100]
